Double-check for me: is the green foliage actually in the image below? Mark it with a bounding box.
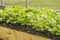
[0,6,60,35]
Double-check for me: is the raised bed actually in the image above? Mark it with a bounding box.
[0,6,60,40]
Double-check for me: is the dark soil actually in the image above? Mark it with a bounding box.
[0,38,4,40]
[0,22,60,40]
[0,39,3,40]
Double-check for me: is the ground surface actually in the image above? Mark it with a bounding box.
[0,26,51,40]
[2,0,60,10]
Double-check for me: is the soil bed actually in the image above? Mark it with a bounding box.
[0,22,60,40]
[0,26,51,40]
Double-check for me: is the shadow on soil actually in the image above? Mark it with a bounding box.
[0,38,4,40]
[0,22,60,40]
